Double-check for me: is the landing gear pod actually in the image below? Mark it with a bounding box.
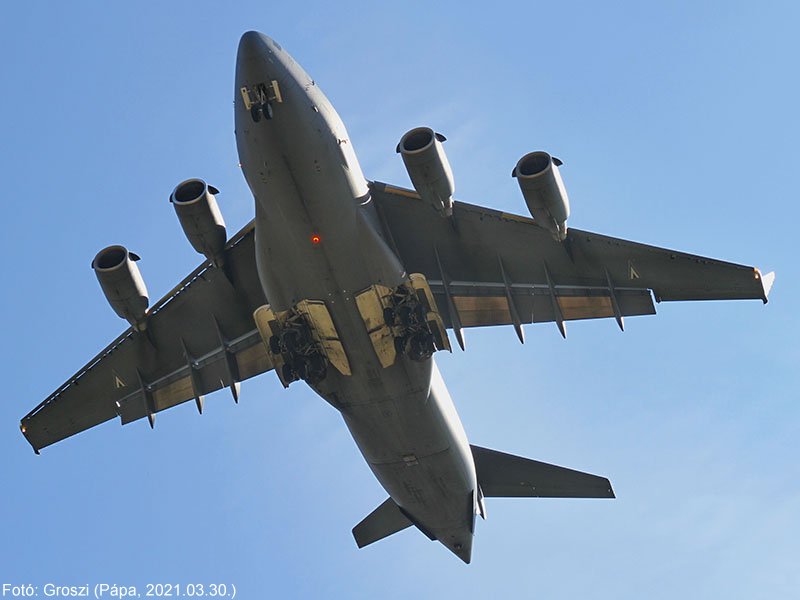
[254,300,351,389]
[397,127,455,217]
[512,152,570,241]
[354,274,450,368]
[91,245,149,330]
[170,179,227,266]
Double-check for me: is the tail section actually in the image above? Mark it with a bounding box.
[471,445,615,498]
[352,447,612,562]
[352,496,473,563]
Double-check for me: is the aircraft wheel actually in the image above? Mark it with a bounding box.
[295,357,309,381]
[282,329,300,352]
[295,324,312,347]
[268,335,282,355]
[394,335,406,355]
[305,368,326,386]
[250,105,262,122]
[398,304,414,326]
[262,102,274,120]
[304,354,327,385]
[281,363,297,382]
[383,307,395,327]
[409,333,434,362]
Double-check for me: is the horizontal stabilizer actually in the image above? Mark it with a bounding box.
[471,445,615,498]
[352,497,413,549]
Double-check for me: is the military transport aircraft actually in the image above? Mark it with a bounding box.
[20,31,773,563]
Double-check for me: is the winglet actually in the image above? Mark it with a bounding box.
[758,270,775,304]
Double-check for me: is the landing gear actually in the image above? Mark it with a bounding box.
[268,318,328,386]
[393,332,436,362]
[281,362,297,383]
[249,101,273,123]
[294,353,327,385]
[354,274,451,369]
[254,300,350,389]
[269,335,281,355]
[408,332,435,362]
[384,284,441,362]
[242,82,278,123]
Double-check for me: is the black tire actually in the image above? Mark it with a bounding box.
[295,357,309,380]
[398,304,414,326]
[383,307,395,327]
[409,333,434,362]
[394,335,406,355]
[250,105,262,122]
[307,353,325,372]
[295,323,312,347]
[305,354,327,385]
[282,329,300,352]
[269,335,282,355]
[263,102,273,120]
[281,363,296,382]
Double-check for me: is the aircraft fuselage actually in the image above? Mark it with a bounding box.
[234,32,476,561]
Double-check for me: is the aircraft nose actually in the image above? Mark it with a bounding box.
[237,31,271,62]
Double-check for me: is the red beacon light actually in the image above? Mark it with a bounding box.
[311,233,321,245]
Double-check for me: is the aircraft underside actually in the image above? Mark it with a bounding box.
[19,31,771,564]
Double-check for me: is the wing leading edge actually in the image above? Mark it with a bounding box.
[370,182,772,339]
[21,220,271,453]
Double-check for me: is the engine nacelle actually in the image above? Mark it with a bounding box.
[170,179,227,265]
[397,127,455,216]
[512,151,570,241]
[92,245,149,330]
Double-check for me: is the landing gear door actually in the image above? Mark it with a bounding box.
[295,300,352,376]
[355,284,397,369]
[253,304,291,388]
[409,273,451,352]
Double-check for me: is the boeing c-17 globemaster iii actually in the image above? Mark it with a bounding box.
[20,31,774,563]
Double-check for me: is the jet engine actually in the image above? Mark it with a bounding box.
[512,151,570,241]
[170,179,227,266]
[397,127,455,216]
[92,245,149,330]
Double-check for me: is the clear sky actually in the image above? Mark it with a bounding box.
[1,2,797,598]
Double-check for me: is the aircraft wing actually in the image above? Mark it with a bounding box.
[370,182,773,343]
[21,221,272,453]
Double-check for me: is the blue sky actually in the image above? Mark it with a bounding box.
[1,2,797,598]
